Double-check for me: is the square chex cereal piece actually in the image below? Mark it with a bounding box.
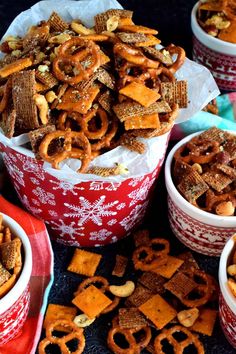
[164,272,197,299]
[118,307,148,329]
[138,272,166,294]
[178,170,209,203]
[67,249,102,277]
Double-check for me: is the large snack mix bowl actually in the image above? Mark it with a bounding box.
[0,133,169,247]
[0,213,32,345]
[219,234,236,348]
[164,131,236,257]
[191,2,236,91]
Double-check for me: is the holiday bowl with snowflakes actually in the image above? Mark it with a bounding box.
[0,0,219,247]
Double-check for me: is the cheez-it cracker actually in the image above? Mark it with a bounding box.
[43,304,77,331]
[67,249,102,277]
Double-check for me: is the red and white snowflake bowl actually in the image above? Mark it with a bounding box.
[219,234,236,348]
[164,131,236,257]
[191,2,236,91]
[0,132,169,247]
[0,213,32,345]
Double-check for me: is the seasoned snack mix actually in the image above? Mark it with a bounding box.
[0,9,188,174]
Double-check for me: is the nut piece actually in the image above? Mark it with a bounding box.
[48,33,71,44]
[109,280,135,297]
[227,264,236,277]
[33,93,49,125]
[73,314,95,327]
[192,163,202,174]
[177,308,199,327]
[106,16,119,32]
[45,90,57,103]
[215,201,235,216]
[71,21,95,35]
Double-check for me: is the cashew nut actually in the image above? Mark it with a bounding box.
[33,93,49,125]
[177,308,199,327]
[109,280,135,297]
[215,201,235,216]
[71,21,95,35]
[227,264,236,277]
[73,314,95,328]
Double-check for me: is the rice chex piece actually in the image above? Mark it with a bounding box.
[118,307,148,329]
[0,238,21,270]
[35,69,58,89]
[161,81,188,108]
[143,46,173,65]
[98,90,114,114]
[138,272,166,294]
[97,67,115,90]
[177,170,209,203]
[196,127,231,144]
[164,272,197,299]
[125,284,153,307]
[112,254,128,277]
[116,32,147,43]
[223,138,236,160]
[178,251,199,272]
[216,163,236,179]
[202,170,232,192]
[28,125,56,159]
[0,262,11,286]
[113,101,171,122]
[133,229,150,247]
[12,70,39,131]
[0,106,16,138]
[48,12,69,32]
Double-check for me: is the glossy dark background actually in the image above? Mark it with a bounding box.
[1,0,235,353]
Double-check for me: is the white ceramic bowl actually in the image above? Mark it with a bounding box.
[165,131,236,256]
[0,213,32,345]
[191,2,236,91]
[219,234,236,348]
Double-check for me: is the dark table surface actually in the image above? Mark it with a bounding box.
[0,0,235,353]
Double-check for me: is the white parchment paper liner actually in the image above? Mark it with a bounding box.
[0,0,220,184]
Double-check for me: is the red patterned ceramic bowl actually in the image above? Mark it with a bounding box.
[0,213,32,345]
[164,131,236,256]
[0,132,169,247]
[219,234,236,348]
[191,2,236,91]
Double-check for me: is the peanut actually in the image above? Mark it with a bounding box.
[215,201,235,216]
[177,308,199,327]
[227,264,236,277]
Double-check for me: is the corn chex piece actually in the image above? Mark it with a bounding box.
[0,274,16,298]
[202,170,232,192]
[151,255,184,279]
[0,237,21,270]
[124,113,160,130]
[161,81,188,108]
[177,170,209,204]
[138,272,166,294]
[125,284,153,308]
[72,284,112,319]
[67,249,102,277]
[119,82,161,108]
[112,254,128,277]
[48,12,69,32]
[0,262,11,286]
[43,304,77,331]
[164,272,197,299]
[189,308,218,336]
[139,294,177,329]
[118,307,148,329]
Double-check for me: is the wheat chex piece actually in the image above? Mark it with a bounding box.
[72,284,112,318]
[142,46,173,66]
[67,249,102,277]
[124,113,160,130]
[164,272,198,299]
[216,164,236,179]
[0,106,16,138]
[125,284,153,307]
[3,227,12,242]
[96,67,115,90]
[139,294,177,329]
[28,125,56,159]
[0,274,16,298]
[48,11,69,32]
[178,251,199,272]
[0,237,21,270]
[196,127,231,144]
[223,138,236,160]
[135,34,161,47]
[119,82,161,108]
[12,70,40,131]
[119,133,146,154]
[202,170,232,192]
[161,81,188,108]
[98,90,114,115]
[133,229,150,247]
[74,72,99,92]
[0,262,11,286]
[113,101,171,122]
[138,272,166,294]
[106,9,133,19]
[35,69,58,89]
[177,170,209,204]
[43,304,77,331]
[189,308,218,336]
[151,255,184,279]
[112,254,128,277]
[173,159,194,185]
[118,307,148,329]
[116,32,147,43]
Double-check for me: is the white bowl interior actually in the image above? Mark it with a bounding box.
[219,235,236,314]
[0,213,32,314]
[191,2,236,56]
[164,131,236,228]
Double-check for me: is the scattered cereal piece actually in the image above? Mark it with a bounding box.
[67,249,102,277]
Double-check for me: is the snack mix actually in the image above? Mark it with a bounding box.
[197,0,236,44]
[39,229,218,353]
[173,127,236,216]
[0,9,188,175]
[0,214,22,298]
[227,235,236,298]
